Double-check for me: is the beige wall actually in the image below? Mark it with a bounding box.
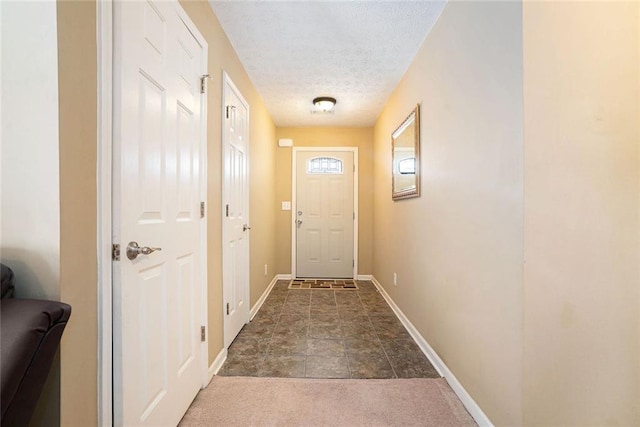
[57,1,98,425]
[0,2,98,425]
[1,1,63,424]
[1,0,61,301]
[372,2,524,425]
[522,2,640,425]
[374,1,640,425]
[247,100,278,307]
[179,0,277,364]
[274,127,374,275]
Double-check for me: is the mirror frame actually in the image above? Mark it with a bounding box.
[392,104,420,201]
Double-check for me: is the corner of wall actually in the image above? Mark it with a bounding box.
[57,0,99,425]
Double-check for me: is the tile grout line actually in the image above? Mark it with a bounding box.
[260,286,287,370]
[358,290,399,379]
[305,289,312,375]
[335,290,355,379]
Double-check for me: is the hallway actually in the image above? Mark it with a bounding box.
[218,280,439,379]
[2,1,637,425]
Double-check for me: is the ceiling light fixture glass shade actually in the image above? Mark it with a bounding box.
[313,96,337,112]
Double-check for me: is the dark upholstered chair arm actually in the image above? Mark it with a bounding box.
[1,299,71,426]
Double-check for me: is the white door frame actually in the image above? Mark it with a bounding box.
[291,147,359,279]
[97,3,209,425]
[221,71,251,348]
[97,2,113,425]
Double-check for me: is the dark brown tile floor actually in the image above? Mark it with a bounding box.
[218,280,440,379]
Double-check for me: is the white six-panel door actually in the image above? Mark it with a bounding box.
[113,1,206,425]
[222,74,250,348]
[295,150,355,278]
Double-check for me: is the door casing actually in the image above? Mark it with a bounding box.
[291,147,359,279]
[97,3,209,425]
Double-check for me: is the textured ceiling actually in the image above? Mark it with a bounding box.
[209,1,446,127]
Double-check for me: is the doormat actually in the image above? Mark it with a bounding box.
[288,279,358,290]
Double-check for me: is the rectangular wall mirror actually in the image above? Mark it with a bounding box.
[392,104,420,200]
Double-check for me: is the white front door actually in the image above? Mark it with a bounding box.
[222,74,250,348]
[113,1,206,425]
[295,150,355,278]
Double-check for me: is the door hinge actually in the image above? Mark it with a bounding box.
[353,212,355,220]
[353,260,355,267]
[226,105,236,119]
[225,204,229,217]
[200,201,205,218]
[200,326,206,342]
[112,243,120,261]
[353,164,355,173]
[200,74,210,94]
[226,303,230,315]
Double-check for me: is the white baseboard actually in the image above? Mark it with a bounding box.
[371,276,493,427]
[357,274,372,280]
[370,276,445,377]
[206,347,227,384]
[250,275,280,320]
[276,273,292,280]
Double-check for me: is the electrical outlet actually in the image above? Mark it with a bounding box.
[393,273,398,286]
[264,264,268,276]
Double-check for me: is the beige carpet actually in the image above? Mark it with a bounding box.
[179,376,477,426]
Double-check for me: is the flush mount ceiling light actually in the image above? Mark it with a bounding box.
[313,96,337,112]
